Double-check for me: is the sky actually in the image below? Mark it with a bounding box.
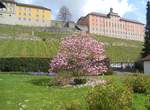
[16,0,148,24]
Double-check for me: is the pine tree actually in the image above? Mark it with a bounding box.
[142,1,150,58]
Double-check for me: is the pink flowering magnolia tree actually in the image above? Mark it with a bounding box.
[50,32,108,75]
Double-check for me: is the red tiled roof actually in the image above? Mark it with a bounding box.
[87,12,144,25]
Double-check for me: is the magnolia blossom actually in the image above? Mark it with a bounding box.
[50,32,108,75]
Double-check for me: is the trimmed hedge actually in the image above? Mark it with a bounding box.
[0,57,51,72]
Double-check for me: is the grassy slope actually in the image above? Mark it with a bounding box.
[0,40,59,58]
[0,73,148,110]
[94,35,143,62]
[0,25,144,62]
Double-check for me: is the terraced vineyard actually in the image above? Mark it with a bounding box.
[94,35,143,62]
[0,25,144,62]
[0,40,59,58]
[0,34,143,62]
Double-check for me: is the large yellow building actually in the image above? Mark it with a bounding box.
[0,0,51,27]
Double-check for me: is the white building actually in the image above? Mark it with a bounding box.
[143,55,150,73]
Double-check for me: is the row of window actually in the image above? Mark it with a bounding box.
[91,28,143,36]
[91,22,143,31]
[18,17,46,22]
[0,7,14,12]
[18,12,45,18]
[18,7,45,13]
[93,31,143,40]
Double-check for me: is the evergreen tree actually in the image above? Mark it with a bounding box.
[142,1,150,58]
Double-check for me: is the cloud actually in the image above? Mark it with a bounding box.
[16,0,34,4]
[82,0,135,16]
[16,0,137,22]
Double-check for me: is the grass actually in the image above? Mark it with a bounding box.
[0,25,144,62]
[0,40,58,58]
[94,35,143,62]
[0,73,149,110]
[0,34,143,62]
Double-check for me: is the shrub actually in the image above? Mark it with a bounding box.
[134,60,144,73]
[48,71,72,86]
[86,83,132,110]
[50,32,108,75]
[0,57,51,72]
[125,75,150,93]
[73,78,87,85]
[145,95,150,110]
[103,69,114,75]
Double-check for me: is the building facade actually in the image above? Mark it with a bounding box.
[0,0,51,27]
[77,8,145,41]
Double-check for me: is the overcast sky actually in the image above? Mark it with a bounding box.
[16,0,147,24]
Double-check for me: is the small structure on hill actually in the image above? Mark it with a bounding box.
[142,55,150,73]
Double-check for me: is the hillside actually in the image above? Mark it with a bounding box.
[0,35,143,62]
[94,35,143,62]
[0,25,144,62]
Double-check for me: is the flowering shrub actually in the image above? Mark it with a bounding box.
[86,83,132,110]
[50,32,108,75]
[125,74,150,93]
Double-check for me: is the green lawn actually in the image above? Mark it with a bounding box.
[0,73,148,110]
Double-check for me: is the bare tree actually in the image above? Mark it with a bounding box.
[57,6,72,22]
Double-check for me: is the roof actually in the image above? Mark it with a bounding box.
[142,55,150,61]
[86,12,144,25]
[16,3,51,11]
[0,0,51,11]
[120,18,144,25]
[0,0,15,3]
[88,12,108,18]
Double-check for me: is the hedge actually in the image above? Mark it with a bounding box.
[0,57,51,72]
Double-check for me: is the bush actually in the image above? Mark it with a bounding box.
[103,69,114,75]
[48,71,72,86]
[134,60,144,73]
[0,57,51,72]
[125,75,150,93]
[86,83,132,110]
[145,95,150,110]
[73,78,87,85]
